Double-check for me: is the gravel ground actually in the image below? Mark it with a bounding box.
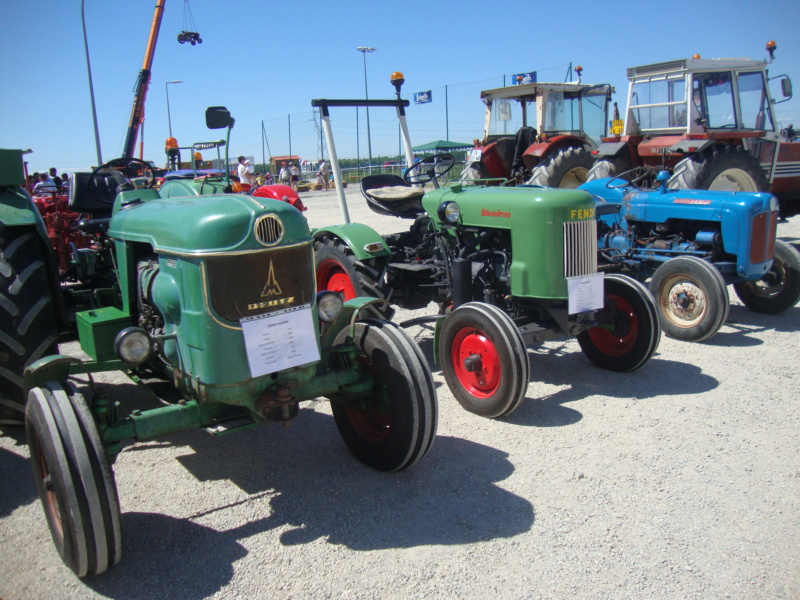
[1,186,799,600]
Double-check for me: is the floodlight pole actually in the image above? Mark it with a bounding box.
[165,80,182,138]
[357,46,376,174]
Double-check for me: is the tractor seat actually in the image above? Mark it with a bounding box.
[361,174,424,218]
[68,172,115,218]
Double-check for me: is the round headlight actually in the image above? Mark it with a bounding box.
[114,327,153,364]
[317,291,344,323]
[437,201,460,223]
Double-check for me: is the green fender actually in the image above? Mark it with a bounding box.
[0,187,49,242]
[313,222,390,261]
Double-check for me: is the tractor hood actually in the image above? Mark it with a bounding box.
[108,193,311,254]
[422,183,596,227]
[580,179,778,223]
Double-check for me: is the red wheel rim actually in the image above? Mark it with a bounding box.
[344,353,391,442]
[317,259,356,299]
[588,294,638,356]
[450,327,501,398]
[344,405,391,442]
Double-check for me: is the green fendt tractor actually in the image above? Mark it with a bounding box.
[316,156,661,419]
[20,107,438,578]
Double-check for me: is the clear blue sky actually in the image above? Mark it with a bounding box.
[2,0,799,174]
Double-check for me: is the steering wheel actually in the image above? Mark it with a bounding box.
[88,158,156,202]
[404,154,456,186]
[605,166,658,189]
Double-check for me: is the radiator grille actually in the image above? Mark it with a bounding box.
[254,214,284,246]
[205,243,314,322]
[563,220,598,278]
[750,211,778,264]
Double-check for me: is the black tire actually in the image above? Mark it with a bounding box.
[586,155,634,182]
[314,234,392,319]
[26,381,122,577]
[578,274,661,371]
[668,145,769,192]
[439,302,529,418]
[733,239,800,314]
[528,147,594,189]
[0,227,59,425]
[648,256,729,342]
[331,320,437,472]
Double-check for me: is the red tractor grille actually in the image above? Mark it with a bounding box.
[204,243,314,322]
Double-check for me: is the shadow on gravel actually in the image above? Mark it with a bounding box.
[86,511,244,600]
[82,413,533,599]
[501,349,718,428]
[0,429,38,518]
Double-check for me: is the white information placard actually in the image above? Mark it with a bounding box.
[468,148,483,162]
[567,273,605,315]
[240,305,320,377]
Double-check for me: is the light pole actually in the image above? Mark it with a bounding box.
[81,0,103,165]
[165,80,182,138]
[357,46,376,174]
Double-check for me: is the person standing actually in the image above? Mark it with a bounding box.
[290,162,300,191]
[49,168,62,190]
[317,159,329,191]
[237,156,255,187]
[279,162,290,186]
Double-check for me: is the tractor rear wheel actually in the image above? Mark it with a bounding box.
[26,381,122,577]
[439,303,529,418]
[331,320,437,472]
[668,145,768,192]
[586,155,633,182]
[0,227,59,425]
[733,239,800,314]
[528,147,594,189]
[648,256,729,342]
[314,234,392,319]
[578,274,661,370]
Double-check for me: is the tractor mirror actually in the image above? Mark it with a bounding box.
[781,77,793,99]
[206,106,233,129]
[498,100,512,121]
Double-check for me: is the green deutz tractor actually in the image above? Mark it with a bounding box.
[314,153,662,419]
[16,107,438,578]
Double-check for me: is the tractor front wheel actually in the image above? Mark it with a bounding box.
[648,256,729,342]
[331,320,437,472]
[668,145,768,192]
[439,302,530,418]
[733,239,800,314]
[314,234,392,319]
[578,274,661,370]
[528,147,594,189]
[0,227,59,425]
[26,381,122,577]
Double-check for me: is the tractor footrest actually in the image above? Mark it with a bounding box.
[204,415,256,436]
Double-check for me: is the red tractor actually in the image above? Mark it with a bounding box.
[588,42,800,217]
[462,81,614,188]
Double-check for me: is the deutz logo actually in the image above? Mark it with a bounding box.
[261,260,283,297]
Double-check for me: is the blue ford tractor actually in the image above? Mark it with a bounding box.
[580,167,800,342]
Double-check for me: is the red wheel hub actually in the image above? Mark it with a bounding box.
[450,327,501,398]
[588,294,638,356]
[317,259,356,299]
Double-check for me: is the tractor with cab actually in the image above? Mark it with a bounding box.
[462,80,614,188]
[587,42,800,217]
